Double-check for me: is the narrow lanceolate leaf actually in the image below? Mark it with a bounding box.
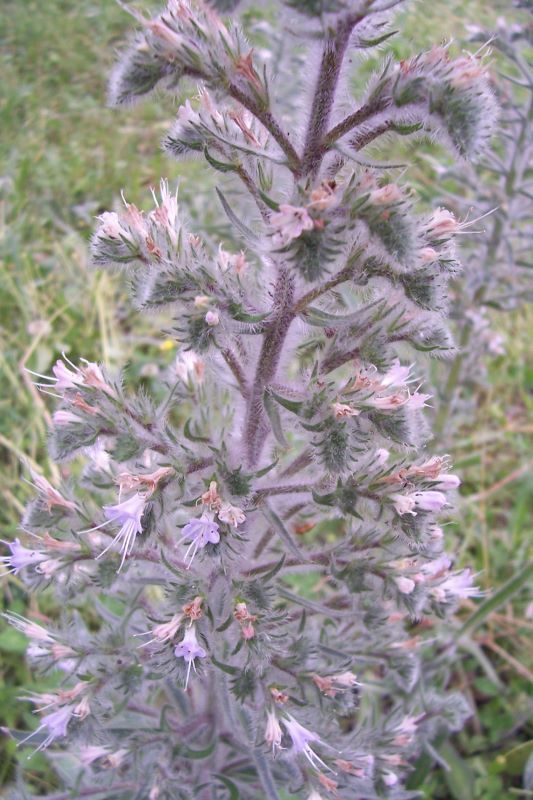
[455,561,533,639]
[216,187,259,244]
[264,390,289,446]
[261,504,307,563]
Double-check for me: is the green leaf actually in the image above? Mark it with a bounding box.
[211,655,239,675]
[502,741,533,776]
[204,146,238,173]
[216,188,258,244]
[455,561,533,639]
[183,418,210,443]
[227,302,269,324]
[258,555,286,584]
[268,390,303,414]
[0,627,27,654]
[261,505,307,563]
[181,739,217,759]
[216,774,241,800]
[258,189,280,211]
[264,391,288,446]
[160,549,184,578]
[437,741,475,800]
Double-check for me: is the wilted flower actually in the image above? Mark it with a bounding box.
[332,402,360,418]
[3,611,55,642]
[265,708,283,753]
[175,350,205,383]
[135,613,183,647]
[369,184,403,205]
[217,502,246,527]
[426,207,458,238]
[390,493,417,516]
[28,469,76,512]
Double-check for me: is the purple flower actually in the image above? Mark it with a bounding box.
[81,492,147,572]
[179,513,220,568]
[19,704,74,752]
[174,625,207,688]
[433,568,483,601]
[0,538,47,575]
[411,491,448,512]
[283,714,330,771]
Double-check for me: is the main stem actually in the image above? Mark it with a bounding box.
[301,14,361,176]
[243,18,360,466]
[243,267,295,466]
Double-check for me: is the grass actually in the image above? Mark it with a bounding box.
[0,0,531,795]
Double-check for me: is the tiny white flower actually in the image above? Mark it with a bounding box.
[175,351,205,383]
[390,494,417,516]
[382,770,399,786]
[374,448,390,466]
[205,310,220,327]
[395,576,416,594]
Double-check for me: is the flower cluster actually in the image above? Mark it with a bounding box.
[5,1,498,798]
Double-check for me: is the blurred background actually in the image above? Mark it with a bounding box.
[0,0,531,797]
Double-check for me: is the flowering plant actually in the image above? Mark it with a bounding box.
[4,1,498,798]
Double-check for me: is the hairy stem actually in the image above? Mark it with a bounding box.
[228,83,301,174]
[243,266,295,466]
[221,346,250,398]
[325,96,391,146]
[301,13,363,176]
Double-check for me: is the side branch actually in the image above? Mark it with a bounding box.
[324,96,391,147]
[292,262,357,314]
[228,83,301,174]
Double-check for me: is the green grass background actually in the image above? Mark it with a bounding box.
[0,0,531,796]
